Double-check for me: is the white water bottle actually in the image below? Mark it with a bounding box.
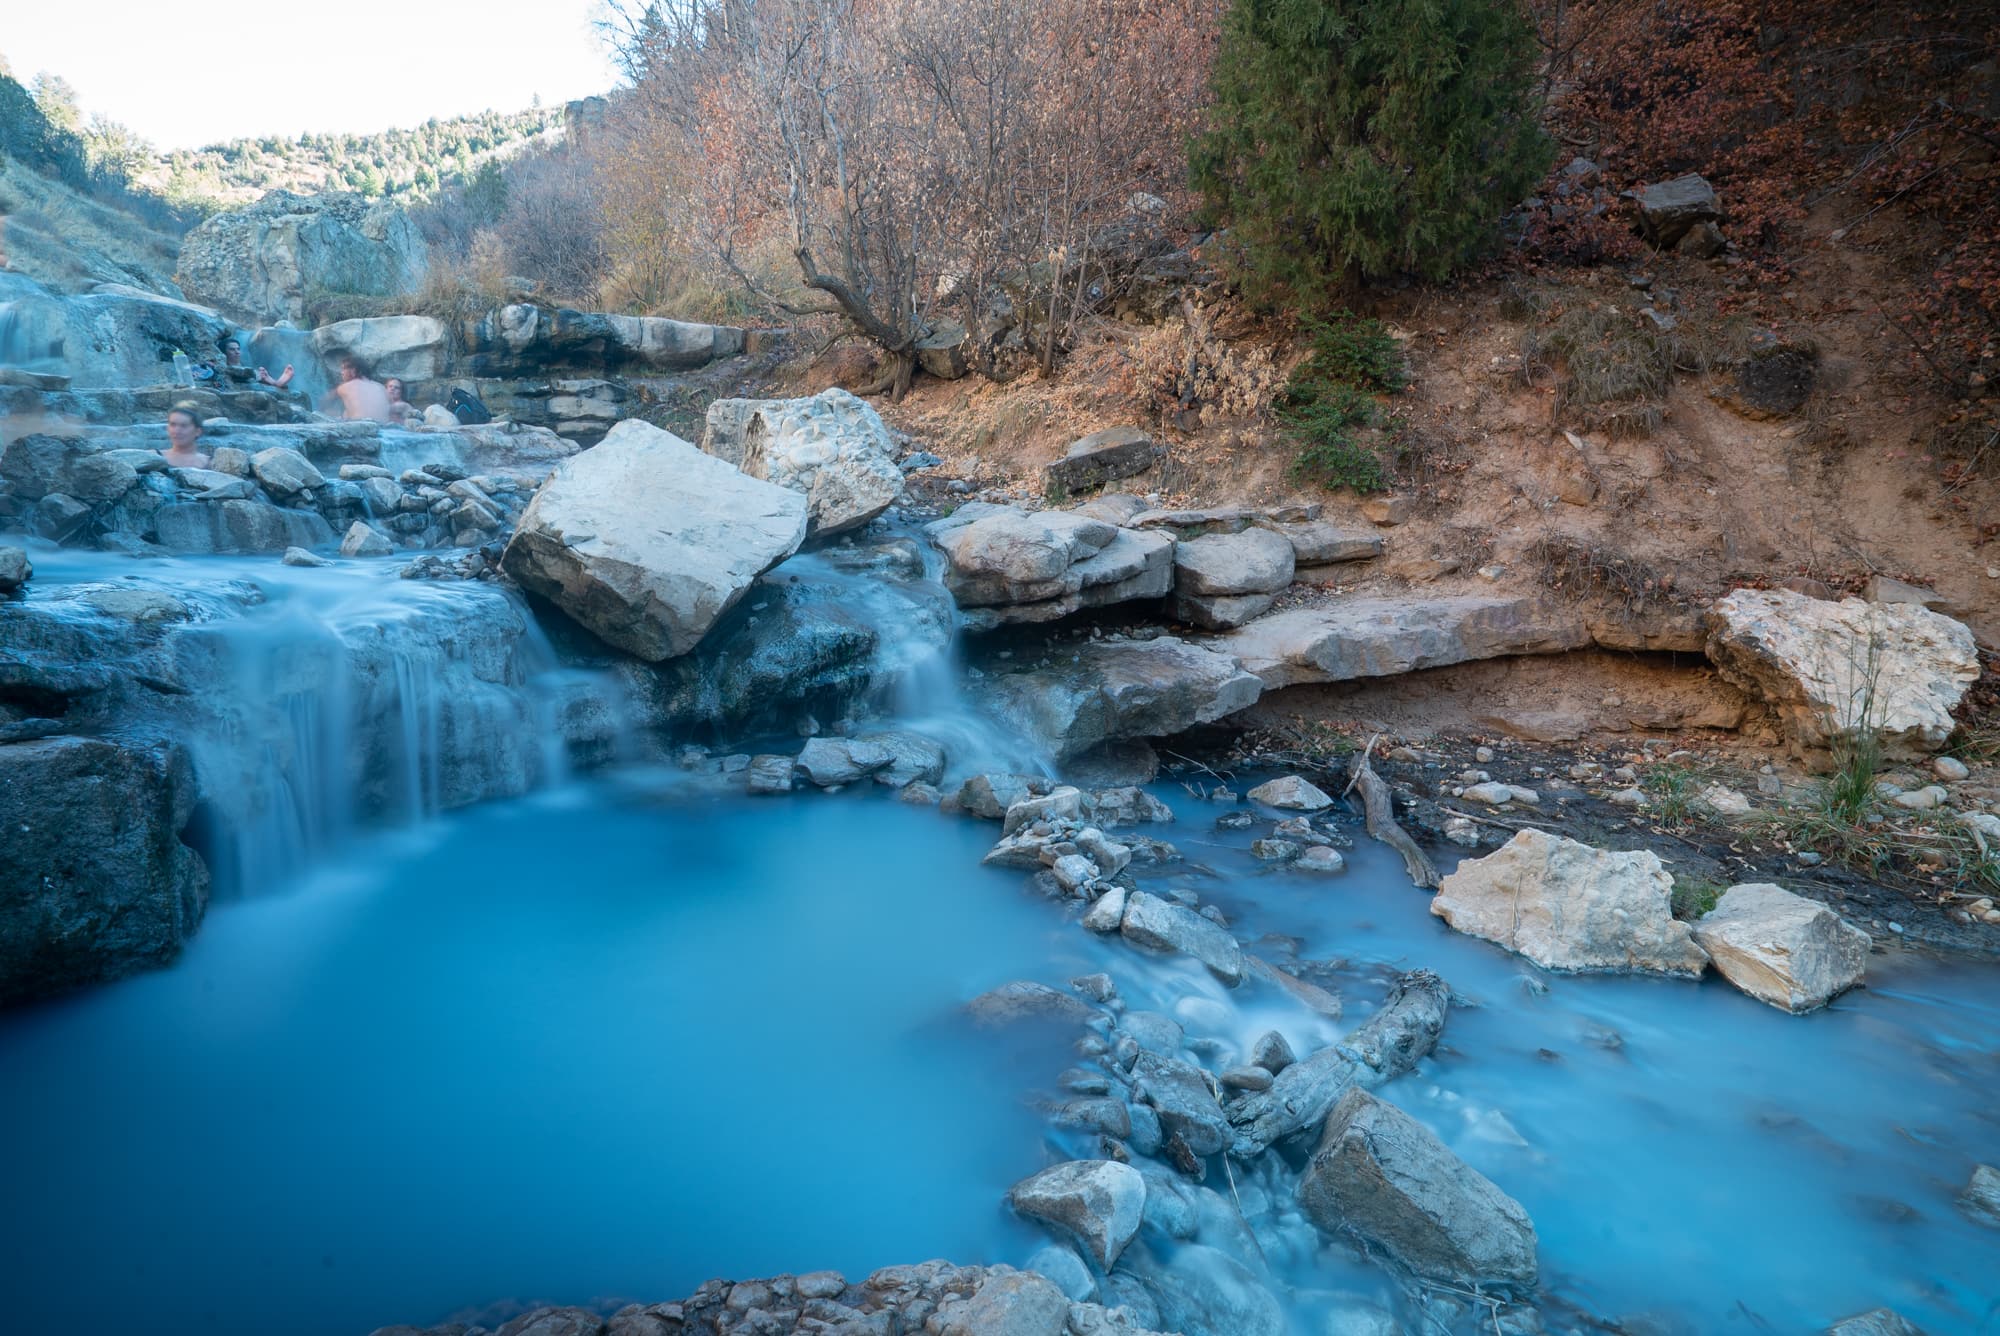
[171,350,193,387]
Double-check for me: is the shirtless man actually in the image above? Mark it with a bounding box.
[330,357,397,423]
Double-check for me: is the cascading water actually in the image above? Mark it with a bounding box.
[13,547,613,897]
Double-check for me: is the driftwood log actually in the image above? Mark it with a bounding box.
[1346,743,1440,890]
[1226,968,1452,1157]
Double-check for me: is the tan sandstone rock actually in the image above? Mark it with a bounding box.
[1431,829,1709,976]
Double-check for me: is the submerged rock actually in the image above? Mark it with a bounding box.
[1228,969,1449,1156]
[1138,1243,1286,1336]
[1705,588,1979,760]
[1960,1163,2000,1228]
[968,980,1098,1029]
[1827,1310,1928,1336]
[1007,1159,1146,1269]
[1431,830,1710,977]
[1691,884,1870,1013]
[503,419,808,661]
[1298,1087,1539,1294]
[0,736,209,1005]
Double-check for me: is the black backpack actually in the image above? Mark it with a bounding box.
[448,388,492,425]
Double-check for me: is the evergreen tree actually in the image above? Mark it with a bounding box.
[1191,0,1551,305]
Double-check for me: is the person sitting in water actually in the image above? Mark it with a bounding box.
[328,356,398,423]
[382,376,418,426]
[160,402,212,468]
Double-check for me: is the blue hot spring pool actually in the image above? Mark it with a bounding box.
[1,771,1997,1335]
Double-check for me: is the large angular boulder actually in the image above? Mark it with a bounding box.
[502,418,808,660]
[1,736,210,1005]
[1627,173,1720,250]
[1691,883,1871,1013]
[1214,597,1590,689]
[1705,588,1979,761]
[1172,528,1295,629]
[308,314,448,380]
[1431,829,1710,976]
[1298,1088,1539,1293]
[928,504,1174,628]
[1045,427,1157,494]
[736,388,904,536]
[177,190,427,324]
[969,635,1261,760]
[1006,1160,1146,1269]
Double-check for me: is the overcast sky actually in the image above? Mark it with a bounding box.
[4,0,619,150]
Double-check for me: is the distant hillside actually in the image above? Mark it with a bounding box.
[137,107,565,212]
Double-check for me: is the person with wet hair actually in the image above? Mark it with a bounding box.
[382,376,418,426]
[330,355,397,423]
[160,402,211,468]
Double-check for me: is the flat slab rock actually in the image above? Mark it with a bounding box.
[1212,597,1590,689]
[1692,883,1870,1013]
[1431,829,1709,977]
[502,418,808,661]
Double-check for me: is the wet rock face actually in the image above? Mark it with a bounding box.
[0,736,209,1005]
[1704,588,1980,762]
[178,189,428,324]
[1692,883,1871,1013]
[504,419,808,661]
[969,635,1262,761]
[1431,829,1710,977]
[1298,1087,1539,1294]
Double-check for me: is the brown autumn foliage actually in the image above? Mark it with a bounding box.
[1522,1,1998,396]
[594,0,1221,393]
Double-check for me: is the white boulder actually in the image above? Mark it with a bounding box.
[1691,883,1870,1013]
[501,418,808,660]
[1705,588,1979,760]
[732,388,903,536]
[1431,829,1710,976]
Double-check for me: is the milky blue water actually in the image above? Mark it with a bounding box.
[1186,823,2000,1335]
[2,680,1997,1336]
[0,778,1087,1336]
